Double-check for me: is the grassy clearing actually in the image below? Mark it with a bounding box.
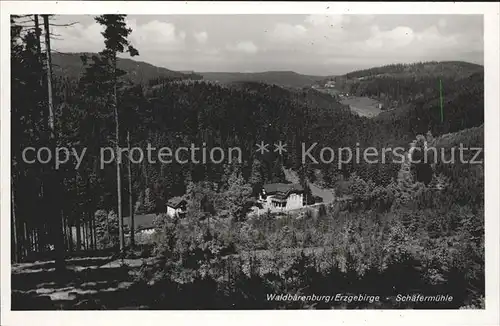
[341,96,383,117]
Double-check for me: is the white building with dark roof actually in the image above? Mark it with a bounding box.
[166,197,187,218]
[257,183,304,212]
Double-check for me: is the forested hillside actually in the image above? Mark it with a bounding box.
[11,15,484,310]
[335,61,483,112]
[201,71,326,88]
[52,52,202,84]
[52,54,325,88]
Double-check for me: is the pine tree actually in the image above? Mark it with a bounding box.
[224,168,253,221]
[249,159,263,196]
[43,14,66,270]
[93,15,139,252]
[127,131,135,247]
[143,188,156,213]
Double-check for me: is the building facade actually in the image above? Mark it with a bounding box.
[256,183,304,213]
[166,197,187,218]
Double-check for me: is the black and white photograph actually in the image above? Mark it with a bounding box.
[1,2,499,325]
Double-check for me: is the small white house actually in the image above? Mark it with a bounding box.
[324,80,336,88]
[166,197,187,218]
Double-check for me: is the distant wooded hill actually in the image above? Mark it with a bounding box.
[341,61,482,80]
[52,52,202,84]
[200,71,328,88]
[367,62,484,136]
[52,53,331,88]
[334,61,483,105]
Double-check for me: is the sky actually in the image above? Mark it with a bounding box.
[50,14,484,75]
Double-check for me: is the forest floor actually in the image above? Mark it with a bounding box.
[11,254,157,310]
[10,247,329,310]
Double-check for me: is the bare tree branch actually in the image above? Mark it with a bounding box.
[16,20,34,25]
[50,22,79,27]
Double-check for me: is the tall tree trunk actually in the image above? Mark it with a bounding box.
[34,15,42,55]
[87,219,90,250]
[92,210,97,250]
[64,213,69,251]
[86,220,90,250]
[67,220,73,253]
[23,222,28,258]
[87,212,92,250]
[82,218,87,251]
[28,228,33,255]
[127,131,135,248]
[61,213,66,250]
[43,16,55,138]
[33,227,38,253]
[106,213,110,249]
[143,158,148,186]
[113,54,124,252]
[34,14,47,258]
[39,223,45,253]
[35,229,39,253]
[88,210,94,250]
[76,213,81,251]
[85,178,96,250]
[90,219,93,250]
[34,15,43,88]
[43,14,65,270]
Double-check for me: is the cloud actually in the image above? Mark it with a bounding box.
[51,20,105,53]
[194,47,221,56]
[194,31,208,44]
[411,25,461,58]
[351,15,376,25]
[266,14,353,54]
[415,25,457,46]
[364,25,415,50]
[438,18,447,28]
[345,23,464,62]
[126,18,186,51]
[304,14,351,27]
[226,41,258,54]
[51,17,187,55]
[262,14,483,69]
[270,23,307,43]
